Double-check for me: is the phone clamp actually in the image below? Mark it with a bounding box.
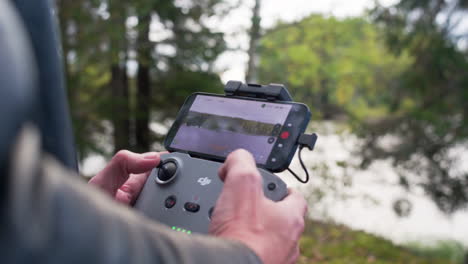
[224,81,293,102]
[298,133,318,151]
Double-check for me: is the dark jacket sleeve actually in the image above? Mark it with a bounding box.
[0,126,262,264]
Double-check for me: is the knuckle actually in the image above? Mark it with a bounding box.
[298,218,305,234]
[294,216,305,230]
[287,215,305,234]
[115,189,133,204]
[119,183,135,195]
[113,150,131,162]
[292,248,300,263]
[293,192,308,212]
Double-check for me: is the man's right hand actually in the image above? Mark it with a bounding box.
[209,149,307,264]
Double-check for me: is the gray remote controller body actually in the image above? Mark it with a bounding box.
[134,152,288,234]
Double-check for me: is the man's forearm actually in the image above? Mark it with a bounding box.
[1,128,261,264]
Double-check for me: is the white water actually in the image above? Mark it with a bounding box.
[281,122,468,247]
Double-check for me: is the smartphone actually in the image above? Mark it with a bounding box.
[164,93,311,172]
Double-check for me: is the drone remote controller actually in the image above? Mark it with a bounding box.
[134,152,288,234]
[134,81,315,234]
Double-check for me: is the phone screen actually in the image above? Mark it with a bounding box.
[169,95,293,165]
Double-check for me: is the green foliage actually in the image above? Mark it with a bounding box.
[57,0,231,159]
[360,0,468,213]
[405,240,466,263]
[299,220,459,263]
[155,69,224,116]
[257,5,468,213]
[258,15,410,120]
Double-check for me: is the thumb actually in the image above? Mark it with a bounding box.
[210,149,265,235]
[89,150,161,196]
[218,149,264,203]
[110,150,161,175]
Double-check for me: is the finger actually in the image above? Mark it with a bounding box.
[217,149,264,210]
[279,188,308,218]
[89,150,161,196]
[115,171,151,205]
[218,149,254,181]
[219,149,263,190]
[219,149,257,181]
[110,150,161,175]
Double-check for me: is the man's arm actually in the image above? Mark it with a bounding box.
[1,127,261,264]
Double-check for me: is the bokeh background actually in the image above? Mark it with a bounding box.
[56,0,468,262]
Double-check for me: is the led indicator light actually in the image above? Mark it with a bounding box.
[172,226,176,230]
[187,231,192,234]
[177,228,181,231]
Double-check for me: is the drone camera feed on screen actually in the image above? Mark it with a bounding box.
[166,94,310,171]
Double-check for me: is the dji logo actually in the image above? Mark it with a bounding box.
[197,177,212,186]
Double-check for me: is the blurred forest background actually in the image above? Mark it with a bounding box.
[56,0,468,262]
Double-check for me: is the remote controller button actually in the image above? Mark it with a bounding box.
[184,202,200,213]
[208,207,214,220]
[267,182,277,191]
[157,161,177,183]
[165,195,177,209]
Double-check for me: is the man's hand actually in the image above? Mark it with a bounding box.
[88,150,161,205]
[209,149,307,264]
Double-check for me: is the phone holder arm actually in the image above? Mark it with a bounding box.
[224,81,293,102]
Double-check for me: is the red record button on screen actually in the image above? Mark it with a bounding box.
[280,131,290,139]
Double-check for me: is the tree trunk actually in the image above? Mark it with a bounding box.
[320,78,331,119]
[135,63,151,152]
[111,64,131,152]
[135,14,152,153]
[245,0,261,83]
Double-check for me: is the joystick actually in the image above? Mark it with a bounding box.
[156,161,178,184]
[134,152,288,234]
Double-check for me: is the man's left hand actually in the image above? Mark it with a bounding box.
[88,150,162,205]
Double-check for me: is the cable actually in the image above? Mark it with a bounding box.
[287,146,309,184]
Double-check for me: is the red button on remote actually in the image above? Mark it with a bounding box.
[280,131,290,139]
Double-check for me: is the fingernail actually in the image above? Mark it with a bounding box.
[143,152,159,160]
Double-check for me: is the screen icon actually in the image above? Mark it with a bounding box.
[280,131,290,139]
